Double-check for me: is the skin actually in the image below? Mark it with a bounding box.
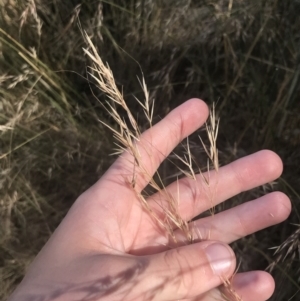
[8,99,291,301]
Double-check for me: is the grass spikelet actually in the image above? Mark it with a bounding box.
[199,103,220,214]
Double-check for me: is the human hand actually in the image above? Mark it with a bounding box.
[8,99,291,301]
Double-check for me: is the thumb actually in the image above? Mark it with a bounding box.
[144,241,236,300]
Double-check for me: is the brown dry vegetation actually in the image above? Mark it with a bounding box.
[0,0,300,300]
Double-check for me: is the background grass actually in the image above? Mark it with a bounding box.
[0,0,299,300]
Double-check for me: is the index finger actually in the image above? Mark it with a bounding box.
[101,98,209,193]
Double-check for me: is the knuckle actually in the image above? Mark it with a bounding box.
[182,177,202,204]
[230,163,245,194]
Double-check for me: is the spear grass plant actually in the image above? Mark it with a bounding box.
[83,32,220,246]
[83,33,247,301]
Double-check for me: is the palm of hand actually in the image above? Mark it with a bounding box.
[10,100,290,301]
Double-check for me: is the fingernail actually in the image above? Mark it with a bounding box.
[204,243,233,275]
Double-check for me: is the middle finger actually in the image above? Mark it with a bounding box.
[147,150,283,223]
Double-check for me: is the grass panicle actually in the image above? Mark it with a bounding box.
[84,34,245,300]
[83,32,220,245]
